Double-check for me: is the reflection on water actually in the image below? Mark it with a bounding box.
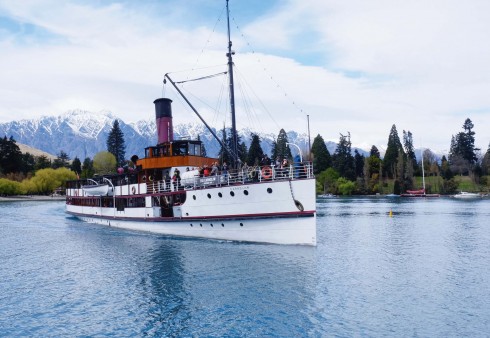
[0,198,489,336]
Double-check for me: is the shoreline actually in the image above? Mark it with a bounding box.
[0,195,66,202]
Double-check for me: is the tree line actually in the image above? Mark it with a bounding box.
[311,118,489,195]
[1,117,489,196]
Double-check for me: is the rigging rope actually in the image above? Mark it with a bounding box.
[175,71,227,84]
[231,16,309,119]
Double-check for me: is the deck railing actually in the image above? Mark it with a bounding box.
[146,162,314,194]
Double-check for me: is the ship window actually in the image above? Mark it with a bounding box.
[218,192,222,198]
[207,193,211,199]
[173,142,188,156]
[193,195,196,200]
[230,191,235,197]
[194,144,201,156]
[243,190,249,195]
[267,188,272,193]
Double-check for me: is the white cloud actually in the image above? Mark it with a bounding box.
[0,0,489,153]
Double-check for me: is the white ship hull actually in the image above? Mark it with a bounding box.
[67,176,317,246]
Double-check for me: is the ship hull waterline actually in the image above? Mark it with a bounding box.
[67,211,316,246]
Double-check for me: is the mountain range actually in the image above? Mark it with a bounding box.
[0,110,341,161]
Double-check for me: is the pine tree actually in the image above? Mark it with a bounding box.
[218,127,230,164]
[481,143,490,175]
[52,151,70,169]
[403,130,417,171]
[440,155,453,179]
[227,129,244,164]
[71,157,82,175]
[0,136,23,174]
[354,149,364,178]
[20,153,36,175]
[81,157,94,178]
[107,119,126,166]
[449,118,479,172]
[239,141,248,164]
[383,124,404,178]
[35,155,51,171]
[272,129,292,163]
[311,134,331,174]
[332,132,355,180]
[247,133,264,166]
[370,145,380,158]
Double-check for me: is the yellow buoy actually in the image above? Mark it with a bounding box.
[389,210,393,217]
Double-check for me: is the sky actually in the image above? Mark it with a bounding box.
[0,0,489,154]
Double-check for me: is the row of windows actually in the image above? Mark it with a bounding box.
[67,197,145,208]
[192,187,273,200]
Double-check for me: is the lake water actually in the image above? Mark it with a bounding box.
[1,197,489,337]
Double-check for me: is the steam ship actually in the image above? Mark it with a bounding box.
[65,1,316,245]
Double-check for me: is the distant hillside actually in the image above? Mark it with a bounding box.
[17,143,57,161]
[0,110,318,160]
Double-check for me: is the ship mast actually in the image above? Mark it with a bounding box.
[226,0,238,168]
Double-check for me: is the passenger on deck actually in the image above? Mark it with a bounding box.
[203,165,210,177]
[210,162,219,176]
[222,162,228,178]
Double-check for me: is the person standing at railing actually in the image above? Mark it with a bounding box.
[222,162,228,179]
[211,162,219,176]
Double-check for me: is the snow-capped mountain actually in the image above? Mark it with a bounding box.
[0,110,313,161]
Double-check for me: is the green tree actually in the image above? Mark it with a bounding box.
[247,133,264,166]
[21,152,36,175]
[354,149,364,178]
[81,157,94,178]
[271,129,292,163]
[71,157,82,175]
[93,151,117,175]
[449,118,479,174]
[24,167,76,195]
[52,150,70,169]
[316,167,340,194]
[403,130,417,173]
[332,132,355,180]
[0,178,24,195]
[383,124,404,178]
[481,143,490,176]
[337,177,356,195]
[35,155,51,170]
[107,119,126,166]
[239,141,248,164]
[218,127,231,164]
[311,134,331,175]
[440,155,453,179]
[0,136,23,174]
[370,145,380,158]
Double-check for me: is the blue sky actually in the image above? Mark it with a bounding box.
[0,0,489,154]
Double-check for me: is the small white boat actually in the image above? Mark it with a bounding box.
[82,183,111,196]
[453,192,481,199]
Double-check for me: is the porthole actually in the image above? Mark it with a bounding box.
[186,213,189,216]
[230,191,235,197]
[193,195,196,200]
[210,223,213,227]
[243,190,249,195]
[207,193,211,199]
[190,224,193,227]
[221,223,224,227]
[200,223,203,227]
[240,223,244,227]
[218,192,223,198]
[267,188,272,193]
